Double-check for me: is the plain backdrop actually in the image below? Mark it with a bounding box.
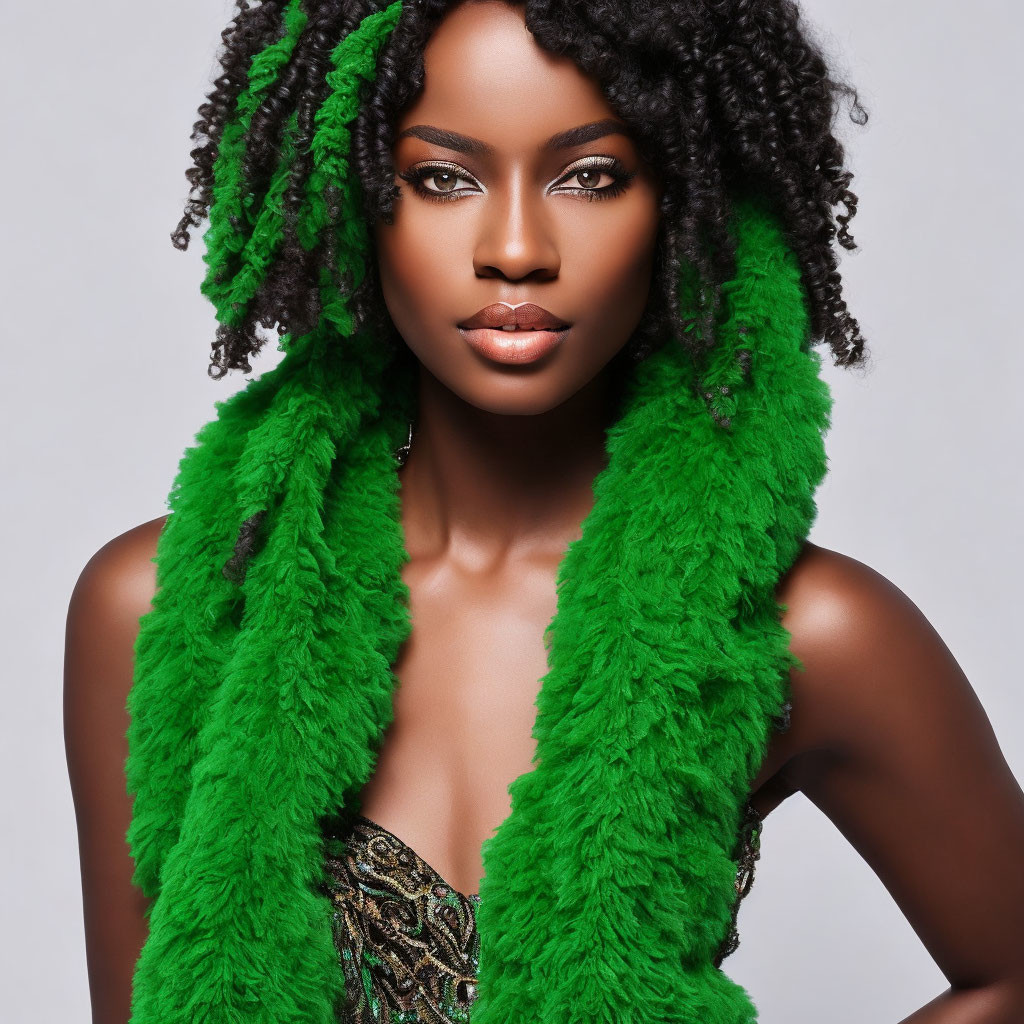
[2,1,1021,1021]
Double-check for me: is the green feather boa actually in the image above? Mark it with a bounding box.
[125,5,833,1021]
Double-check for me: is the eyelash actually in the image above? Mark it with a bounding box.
[397,157,637,204]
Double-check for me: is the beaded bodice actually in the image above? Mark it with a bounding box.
[322,815,481,1023]
[320,801,763,1022]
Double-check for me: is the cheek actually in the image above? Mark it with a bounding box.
[373,215,459,331]
[564,200,660,332]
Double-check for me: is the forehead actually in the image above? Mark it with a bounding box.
[394,1,622,149]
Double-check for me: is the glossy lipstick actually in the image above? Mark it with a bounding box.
[457,302,571,366]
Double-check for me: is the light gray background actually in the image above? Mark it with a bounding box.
[3,1,1021,1021]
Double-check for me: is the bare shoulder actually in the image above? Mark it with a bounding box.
[774,539,988,784]
[777,538,916,649]
[69,514,170,621]
[64,513,171,731]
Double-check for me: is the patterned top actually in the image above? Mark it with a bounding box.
[322,815,481,1023]
[321,803,763,1022]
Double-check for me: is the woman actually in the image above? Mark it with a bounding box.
[64,1,1024,1022]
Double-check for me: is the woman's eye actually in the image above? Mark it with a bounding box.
[558,167,614,191]
[555,161,637,201]
[398,164,480,202]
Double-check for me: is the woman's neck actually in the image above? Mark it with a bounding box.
[397,360,623,564]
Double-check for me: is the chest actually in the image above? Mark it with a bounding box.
[354,548,797,897]
[355,549,557,895]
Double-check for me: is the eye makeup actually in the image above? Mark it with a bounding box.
[396,155,638,204]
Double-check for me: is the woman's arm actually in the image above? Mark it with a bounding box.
[64,516,167,1024]
[777,543,1024,1022]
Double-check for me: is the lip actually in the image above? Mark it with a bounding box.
[459,325,570,365]
[458,301,571,331]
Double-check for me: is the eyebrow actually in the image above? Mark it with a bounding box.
[395,118,633,155]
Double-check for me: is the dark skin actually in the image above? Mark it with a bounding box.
[64,3,1024,1022]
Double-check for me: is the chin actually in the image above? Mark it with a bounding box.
[451,370,585,418]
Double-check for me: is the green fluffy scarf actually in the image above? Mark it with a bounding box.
[124,4,833,1022]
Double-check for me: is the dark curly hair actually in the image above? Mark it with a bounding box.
[171,0,870,382]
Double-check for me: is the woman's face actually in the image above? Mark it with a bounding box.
[374,0,663,417]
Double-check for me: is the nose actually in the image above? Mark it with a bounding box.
[472,174,561,282]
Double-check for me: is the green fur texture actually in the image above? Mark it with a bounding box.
[126,4,833,1021]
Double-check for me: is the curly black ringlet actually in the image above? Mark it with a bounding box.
[170,0,870,383]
